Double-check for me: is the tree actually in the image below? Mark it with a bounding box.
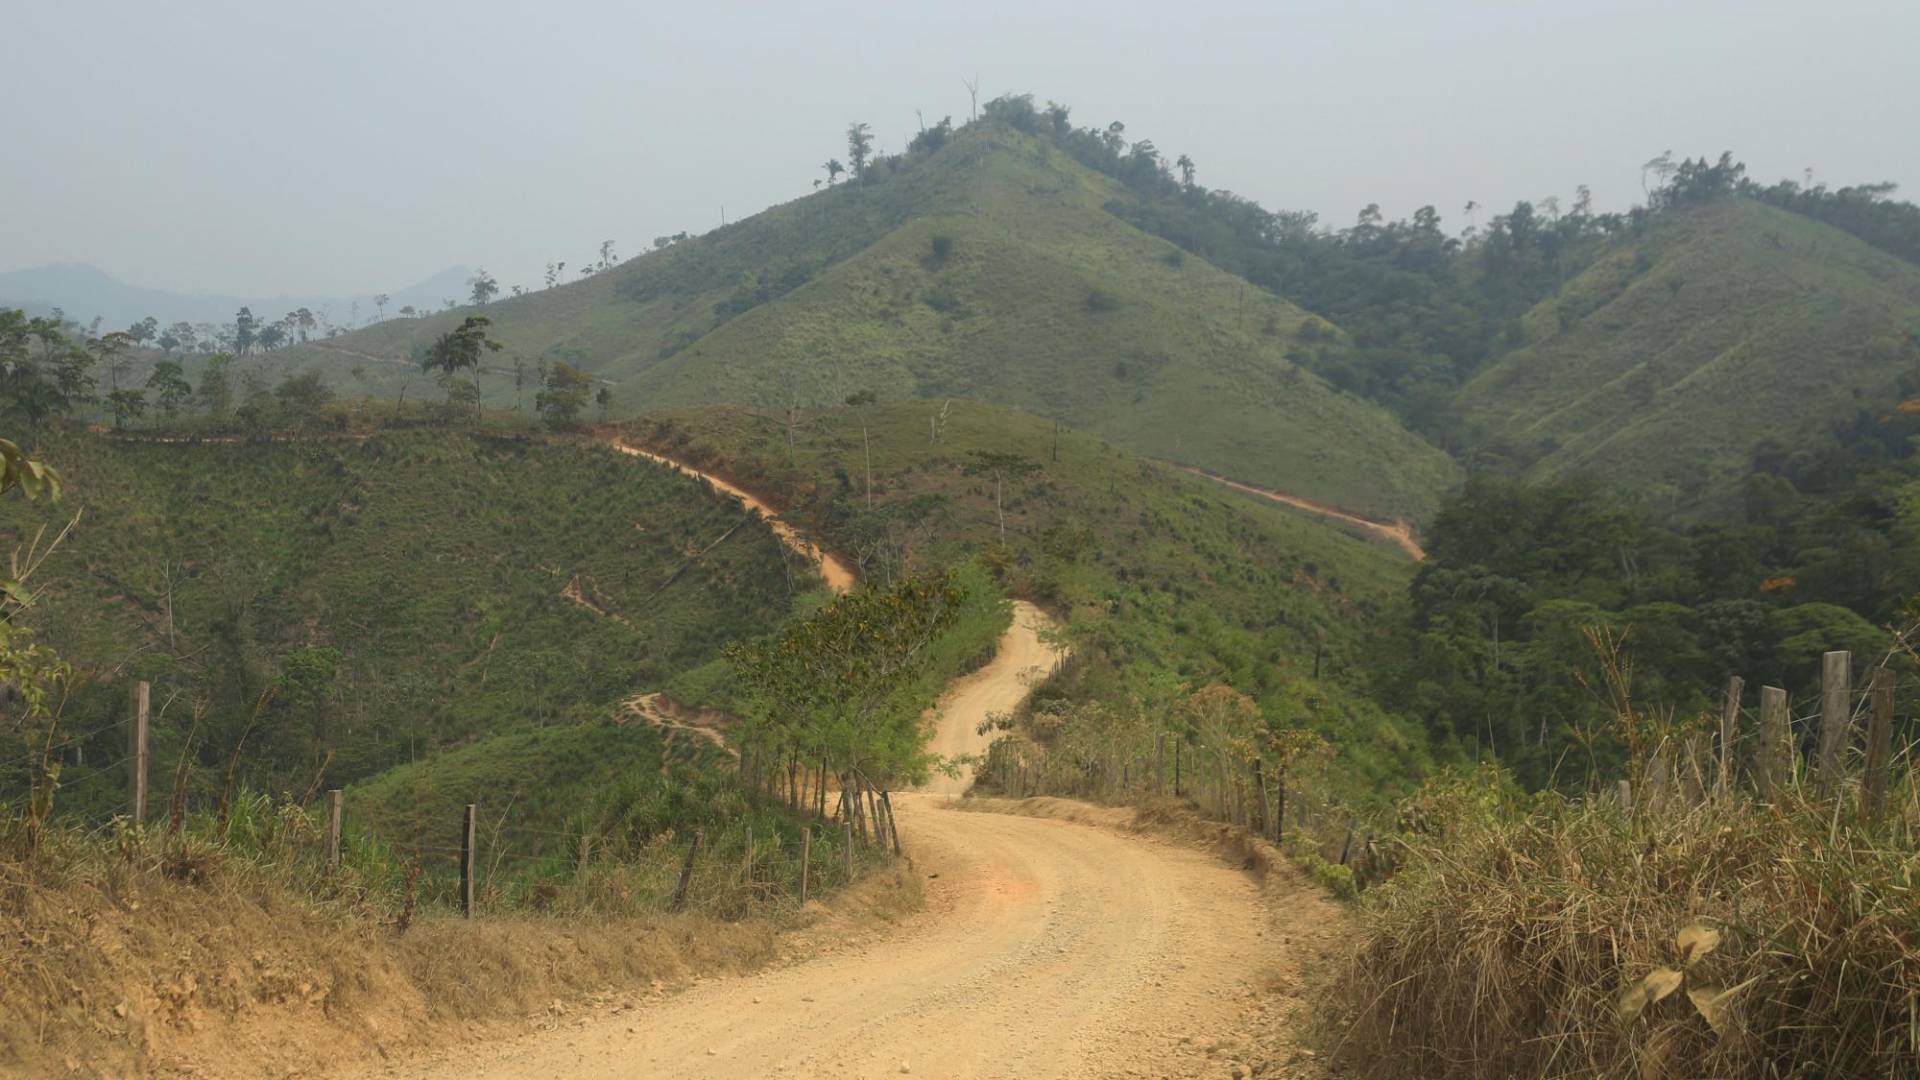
[846,389,878,509]
[846,123,874,179]
[146,360,193,418]
[594,384,611,421]
[1176,154,1195,188]
[294,307,316,342]
[274,371,334,426]
[469,269,499,306]
[91,331,136,399]
[106,387,147,430]
[258,323,287,350]
[726,571,965,808]
[822,158,845,186]
[962,450,1041,543]
[164,321,197,354]
[0,310,95,432]
[512,356,529,414]
[373,293,390,320]
[598,240,616,271]
[422,315,501,417]
[127,315,159,347]
[399,305,417,318]
[233,307,258,354]
[198,353,236,419]
[535,361,592,429]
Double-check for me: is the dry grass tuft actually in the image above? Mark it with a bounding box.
[1325,765,1920,1078]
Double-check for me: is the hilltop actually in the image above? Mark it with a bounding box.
[289,123,1459,522]
[1459,198,1920,509]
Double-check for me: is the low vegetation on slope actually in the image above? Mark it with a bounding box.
[1461,198,1920,510]
[0,424,811,819]
[289,121,1459,521]
[620,401,1432,803]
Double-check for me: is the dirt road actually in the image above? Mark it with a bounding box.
[606,439,857,592]
[365,793,1307,1080]
[352,445,1328,1079]
[920,600,1060,796]
[1179,466,1426,560]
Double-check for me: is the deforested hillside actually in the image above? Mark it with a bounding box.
[290,122,1460,522]
[1459,198,1920,509]
[0,425,812,816]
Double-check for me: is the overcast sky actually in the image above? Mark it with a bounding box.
[4,0,1915,297]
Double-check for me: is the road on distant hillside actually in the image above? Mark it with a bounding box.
[1178,466,1426,560]
[349,443,1329,1080]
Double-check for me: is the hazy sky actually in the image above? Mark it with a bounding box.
[5,0,1916,297]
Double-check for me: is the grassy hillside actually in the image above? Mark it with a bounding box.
[619,401,1433,798]
[1460,198,1920,510]
[0,425,813,817]
[288,124,1459,521]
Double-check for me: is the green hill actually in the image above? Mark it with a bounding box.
[290,124,1458,522]
[1459,198,1920,509]
[620,401,1433,797]
[0,426,811,816]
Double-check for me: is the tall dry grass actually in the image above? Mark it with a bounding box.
[1325,760,1920,1078]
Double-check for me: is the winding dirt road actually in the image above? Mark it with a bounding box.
[362,444,1328,1079]
[606,439,857,592]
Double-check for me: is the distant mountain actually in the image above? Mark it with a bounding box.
[1458,198,1920,511]
[287,124,1459,522]
[0,262,473,332]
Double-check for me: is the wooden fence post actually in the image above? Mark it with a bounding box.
[842,821,854,882]
[324,788,343,870]
[1756,686,1789,800]
[128,681,150,823]
[460,803,477,919]
[577,831,591,879]
[1155,733,1165,795]
[1251,759,1269,836]
[882,792,902,858]
[1273,774,1286,842]
[744,825,754,886]
[799,826,811,904]
[1818,651,1852,791]
[672,829,703,911]
[1717,675,1744,800]
[1865,669,1895,820]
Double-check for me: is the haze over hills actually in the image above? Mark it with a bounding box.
[288,123,1461,522]
[0,260,473,332]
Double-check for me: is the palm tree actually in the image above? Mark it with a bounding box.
[822,159,845,186]
[1176,154,1195,188]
